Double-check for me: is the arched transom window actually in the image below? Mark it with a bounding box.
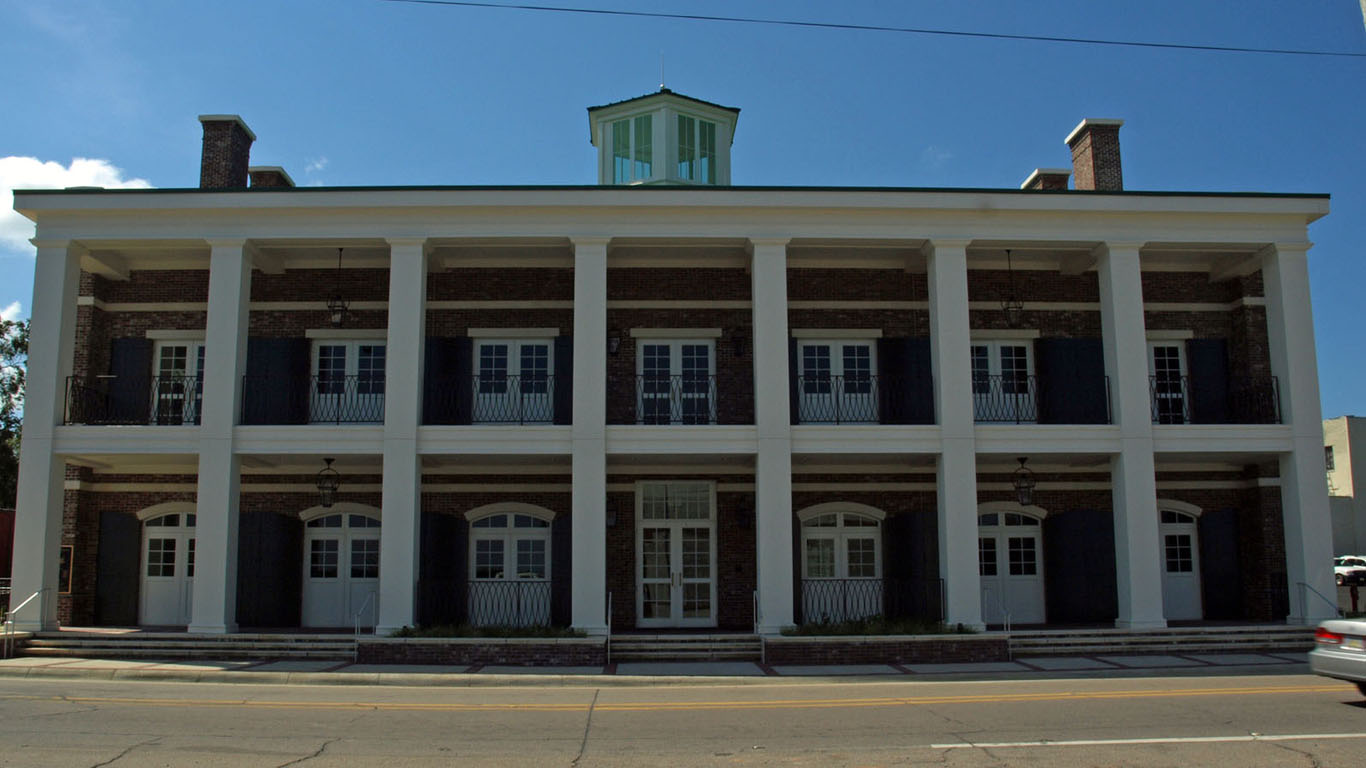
[801,510,882,580]
[470,512,552,581]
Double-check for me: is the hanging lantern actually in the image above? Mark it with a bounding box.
[327,248,350,328]
[1001,249,1025,328]
[1012,456,1036,507]
[316,457,341,508]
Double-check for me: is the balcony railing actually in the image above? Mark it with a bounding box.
[795,374,930,424]
[64,375,203,425]
[972,373,1038,423]
[1149,375,1281,425]
[635,374,717,425]
[239,375,384,424]
[799,577,945,625]
[467,579,552,627]
[472,374,555,424]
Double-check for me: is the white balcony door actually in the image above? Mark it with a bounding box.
[310,341,385,423]
[978,512,1045,625]
[797,341,876,424]
[1148,342,1188,424]
[636,482,716,627]
[637,340,714,425]
[1160,510,1203,620]
[467,511,553,626]
[302,513,380,628]
[152,341,205,425]
[140,512,195,626]
[473,340,552,424]
[971,341,1035,423]
[800,510,882,622]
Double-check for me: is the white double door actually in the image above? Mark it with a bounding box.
[140,513,195,626]
[637,519,717,627]
[473,339,552,423]
[311,341,386,423]
[152,341,205,425]
[971,342,1035,422]
[978,513,1045,625]
[302,513,380,628]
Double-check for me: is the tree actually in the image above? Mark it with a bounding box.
[0,318,29,509]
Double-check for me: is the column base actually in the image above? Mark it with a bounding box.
[187,623,238,635]
[374,625,405,637]
[574,624,610,637]
[1114,618,1167,630]
[755,623,795,636]
[10,619,57,633]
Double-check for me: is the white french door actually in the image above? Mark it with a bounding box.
[473,340,552,424]
[637,340,714,425]
[310,341,385,423]
[971,341,1035,423]
[637,482,717,627]
[1160,510,1202,620]
[1148,343,1188,424]
[978,512,1045,625]
[140,512,195,626]
[301,513,380,628]
[151,341,205,425]
[796,341,876,423]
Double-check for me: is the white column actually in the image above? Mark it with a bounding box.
[1097,241,1165,629]
[189,240,252,633]
[10,240,81,630]
[926,239,983,628]
[377,238,428,634]
[571,237,609,634]
[751,238,794,633]
[1262,242,1335,623]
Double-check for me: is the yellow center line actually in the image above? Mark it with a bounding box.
[0,683,1347,714]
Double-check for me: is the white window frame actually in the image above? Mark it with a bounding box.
[467,510,554,582]
[151,339,205,425]
[309,339,386,423]
[610,113,655,184]
[971,340,1036,423]
[472,338,554,424]
[1148,341,1189,424]
[795,338,877,424]
[635,338,716,425]
[798,509,883,581]
[675,113,718,184]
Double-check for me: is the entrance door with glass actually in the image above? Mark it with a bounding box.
[1148,342,1188,424]
[971,341,1035,423]
[301,512,381,627]
[151,341,205,425]
[1160,509,1203,620]
[310,341,386,423]
[978,511,1046,625]
[140,511,195,626]
[473,339,552,424]
[636,481,717,627]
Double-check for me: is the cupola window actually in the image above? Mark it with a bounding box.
[612,114,654,183]
[677,115,716,184]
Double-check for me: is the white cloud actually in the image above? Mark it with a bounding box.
[0,301,20,322]
[305,157,329,174]
[920,145,954,169]
[0,157,152,252]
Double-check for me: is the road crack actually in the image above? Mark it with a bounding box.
[89,736,161,767]
[570,688,600,767]
[1267,739,1323,768]
[276,737,340,767]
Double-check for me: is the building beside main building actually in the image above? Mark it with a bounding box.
[11,88,1337,635]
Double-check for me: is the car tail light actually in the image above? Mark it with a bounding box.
[1315,627,1343,645]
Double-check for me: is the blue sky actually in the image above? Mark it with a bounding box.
[2,1,1363,415]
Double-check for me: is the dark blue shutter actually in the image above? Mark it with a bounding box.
[903,338,934,425]
[881,514,911,619]
[108,338,152,424]
[788,338,800,425]
[95,510,140,625]
[551,515,572,625]
[1186,338,1230,424]
[1034,338,1108,424]
[418,512,464,627]
[553,336,573,425]
[236,510,302,627]
[877,338,907,424]
[423,337,466,426]
[1043,510,1117,623]
[243,338,310,424]
[791,516,803,623]
[1198,508,1242,620]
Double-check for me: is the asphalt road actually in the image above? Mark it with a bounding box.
[0,673,1364,766]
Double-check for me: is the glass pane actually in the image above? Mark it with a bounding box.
[317,345,346,394]
[358,345,386,394]
[1164,534,1193,573]
[978,537,997,576]
[699,120,716,184]
[641,528,671,579]
[349,515,380,528]
[147,538,176,577]
[805,538,835,578]
[474,539,505,579]
[677,114,695,180]
[843,513,878,527]
[642,582,671,619]
[187,538,195,578]
[474,514,508,528]
[514,514,549,528]
[802,345,832,393]
[971,346,990,394]
[516,538,547,579]
[307,515,342,528]
[479,344,509,394]
[804,513,837,528]
[350,538,379,578]
[681,527,710,579]
[682,581,710,618]
[158,345,189,376]
[845,537,876,578]
[842,345,872,394]
[310,539,339,578]
[978,513,999,526]
[520,344,549,394]
[612,119,630,183]
[633,114,652,179]
[1008,537,1037,576]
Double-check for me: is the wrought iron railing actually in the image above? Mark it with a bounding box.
[467,579,552,627]
[240,374,384,424]
[972,373,1038,423]
[471,374,555,424]
[635,374,717,425]
[64,375,204,425]
[799,577,945,625]
[794,374,932,424]
[1149,375,1281,425]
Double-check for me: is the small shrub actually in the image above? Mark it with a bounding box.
[389,624,587,639]
[780,617,976,636]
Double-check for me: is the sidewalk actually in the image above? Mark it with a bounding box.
[0,650,1311,687]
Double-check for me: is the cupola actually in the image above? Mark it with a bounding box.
[587,88,740,186]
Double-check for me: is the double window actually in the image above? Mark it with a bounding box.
[474,339,553,423]
[676,114,717,184]
[611,114,653,183]
[310,341,386,423]
[637,340,715,424]
[796,341,876,423]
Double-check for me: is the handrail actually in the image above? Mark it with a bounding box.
[753,590,764,666]
[353,590,377,647]
[1296,581,1343,621]
[605,591,613,666]
[4,589,48,659]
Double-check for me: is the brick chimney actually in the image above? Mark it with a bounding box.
[248,166,295,189]
[1020,168,1071,191]
[1065,118,1124,191]
[198,115,256,189]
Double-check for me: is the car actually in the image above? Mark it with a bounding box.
[1310,619,1366,696]
[1334,556,1366,586]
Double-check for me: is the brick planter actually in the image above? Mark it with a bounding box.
[763,634,1009,666]
[356,636,607,666]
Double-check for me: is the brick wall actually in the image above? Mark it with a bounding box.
[765,635,1009,665]
[356,637,606,666]
[609,268,749,301]
[430,268,575,301]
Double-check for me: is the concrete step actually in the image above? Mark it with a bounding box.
[19,633,359,661]
[1009,627,1314,656]
[21,647,353,660]
[609,634,762,662]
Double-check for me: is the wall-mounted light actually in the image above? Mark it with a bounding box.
[327,248,350,328]
[1001,249,1024,329]
[1012,456,1036,507]
[608,331,622,355]
[316,457,341,508]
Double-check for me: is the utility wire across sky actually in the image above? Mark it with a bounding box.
[384,0,1366,59]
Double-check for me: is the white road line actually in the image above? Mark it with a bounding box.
[930,732,1366,750]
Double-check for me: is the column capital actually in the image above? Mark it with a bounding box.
[926,238,972,253]
[1262,241,1312,259]
[747,237,791,252]
[204,238,249,251]
[385,236,429,252]
[1094,240,1146,257]
[29,238,79,253]
[570,236,612,251]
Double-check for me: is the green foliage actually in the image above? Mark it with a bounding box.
[0,319,28,509]
[781,617,977,636]
[389,624,587,638]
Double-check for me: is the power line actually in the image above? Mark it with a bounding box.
[383,0,1366,59]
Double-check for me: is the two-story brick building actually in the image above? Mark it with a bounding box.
[10,89,1337,636]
